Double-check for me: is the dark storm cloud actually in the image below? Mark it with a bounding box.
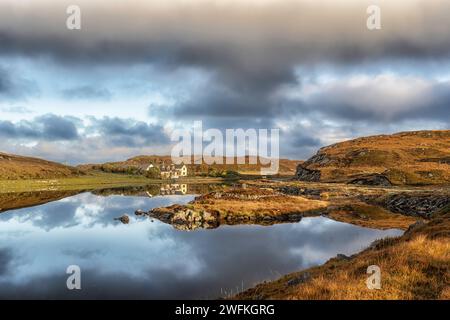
[0,66,38,101]
[90,117,170,147]
[1,1,450,118]
[61,85,112,100]
[39,114,80,140]
[172,85,276,119]
[289,134,321,149]
[0,0,449,160]
[2,1,450,67]
[156,65,295,129]
[2,1,450,125]
[287,76,450,124]
[0,114,79,140]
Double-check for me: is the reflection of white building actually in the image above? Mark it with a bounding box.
[160,184,188,195]
[146,163,188,179]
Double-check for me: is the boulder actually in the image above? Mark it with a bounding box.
[385,194,449,218]
[278,186,321,198]
[295,165,321,182]
[348,174,392,186]
[134,209,146,216]
[114,214,130,224]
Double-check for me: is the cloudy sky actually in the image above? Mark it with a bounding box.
[0,0,449,164]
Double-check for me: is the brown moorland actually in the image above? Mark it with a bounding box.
[0,152,82,180]
[296,130,450,185]
[79,155,301,176]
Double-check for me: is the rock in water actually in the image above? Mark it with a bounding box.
[135,209,146,216]
[114,215,130,224]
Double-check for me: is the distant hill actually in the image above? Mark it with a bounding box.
[79,155,302,176]
[0,152,82,180]
[295,130,450,186]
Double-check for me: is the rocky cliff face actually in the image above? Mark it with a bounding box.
[383,194,449,218]
[361,193,450,218]
[295,166,321,182]
[348,174,392,186]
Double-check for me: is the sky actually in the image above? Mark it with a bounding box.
[0,0,449,164]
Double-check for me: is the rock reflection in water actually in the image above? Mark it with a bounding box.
[0,191,403,299]
[147,206,305,231]
[91,183,224,198]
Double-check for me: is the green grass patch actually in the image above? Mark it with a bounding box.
[0,173,228,193]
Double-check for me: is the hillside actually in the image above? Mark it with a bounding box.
[295,130,450,186]
[0,152,82,180]
[79,155,302,176]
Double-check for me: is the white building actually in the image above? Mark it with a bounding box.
[146,163,188,179]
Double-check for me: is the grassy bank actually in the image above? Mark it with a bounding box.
[236,213,449,300]
[0,173,227,193]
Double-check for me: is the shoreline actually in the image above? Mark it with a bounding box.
[142,182,449,299]
[234,213,449,300]
[0,177,448,299]
[0,173,230,194]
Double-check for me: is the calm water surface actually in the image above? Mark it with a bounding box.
[0,192,402,299]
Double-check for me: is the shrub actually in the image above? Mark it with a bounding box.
[145,167,161,179]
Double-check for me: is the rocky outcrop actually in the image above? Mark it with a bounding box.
[383,194,449,218]
[294,152,328,182]
[149,205,306,230]
[147,187,329,230]
[114,215,130,224]
[295,165,321,182]
[149,206,220,230]
[348,174,392,186]
[222,212,304,225]
[419,157,450,165]
[198,189,278,201]
[277,186,321,198]
[135,209,146,216]
[303,153,331,166]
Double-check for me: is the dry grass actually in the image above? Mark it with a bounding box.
[0,152,82,180]
[236,216,450,300]
[190,188,329,218]
[0,173,154,193]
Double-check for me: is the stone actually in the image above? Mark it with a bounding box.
[348,174,392,186]
[135,209,146,216]
[295,165,321,182]
[114,214,130,224]
[385,194,449,218]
